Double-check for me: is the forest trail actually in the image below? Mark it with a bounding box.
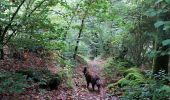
[72,58,119,100]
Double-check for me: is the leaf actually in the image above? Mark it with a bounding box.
[165,0,170,4]
[163,21,170,30]
[154,21,164,28]
[148,50,157,58]
[163,25,170,30]
[155,0,163,4]
[162,39,170,46]
[145,9,157,17]
[161,51,167,56]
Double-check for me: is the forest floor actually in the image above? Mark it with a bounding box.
[71,58,119,100]
[0,54,120,100]
[35,58,119,100]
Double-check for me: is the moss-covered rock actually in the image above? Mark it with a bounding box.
[117,68,145,87]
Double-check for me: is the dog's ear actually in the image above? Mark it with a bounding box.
[83,67,87,74]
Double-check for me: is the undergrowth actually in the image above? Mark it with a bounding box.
[116,70,170,100]
[0,71,29,94]
[104,57,134,78]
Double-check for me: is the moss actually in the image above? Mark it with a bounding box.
[117,68,145,87]
[124,68,141,76]
[117,78,131,87]
[107,83,114,89]
[126,73,144,80]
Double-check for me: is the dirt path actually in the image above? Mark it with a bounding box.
[72,58,119,100]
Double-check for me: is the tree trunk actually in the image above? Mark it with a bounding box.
[73,17,86,59]
[153,45,169,74]
[73,6,89,59]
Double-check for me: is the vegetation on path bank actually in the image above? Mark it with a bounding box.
[0,0,170,99]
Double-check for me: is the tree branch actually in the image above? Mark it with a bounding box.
[1,0,26,39]
[27,0,46,17]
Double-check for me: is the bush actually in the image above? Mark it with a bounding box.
[117,72,145,87]
[104,58,116,78]
[123,68,141,76]
[114,58,135,68]
[16,68,62,90]
[121,71,170,100]
[0,71,29,94]
[59,65,74,88]
[104,58,135,78]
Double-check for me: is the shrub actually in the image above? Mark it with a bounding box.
[114,58,135,68]
[104,58,116,78]
[123,68,141,76]
[16,68,62,90]
[0,71,29,94]
[60,65,74,88]
[121,71,170,100]
[117,72,145,87]
[104,58,135,78]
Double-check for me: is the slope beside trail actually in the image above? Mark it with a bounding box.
[72,58,119,100]
[0,56,120,100]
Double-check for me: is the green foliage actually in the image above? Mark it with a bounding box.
[75,54,88,65]
[104,58,134,79]
[0,71,29,94]
[121,71,170,100]
[16,68,62,90]
[104,58,116,78]
[114,58,135,68]
[154,21,165,28]
[117,69,145,87]
[162,39,170,46]
[124,68,141,76]
[59,65,74,88]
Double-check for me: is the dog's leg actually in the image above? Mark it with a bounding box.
[87,80,90,89]
[92,83,95,91]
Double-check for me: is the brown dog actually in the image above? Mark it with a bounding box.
[83,66,101,91]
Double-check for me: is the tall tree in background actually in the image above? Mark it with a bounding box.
[72,0,110,59]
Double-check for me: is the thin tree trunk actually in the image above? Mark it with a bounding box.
[2,0,26,38]
[0,0,26,59]
[73,18,85,59]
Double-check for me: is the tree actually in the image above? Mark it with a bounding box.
[145,0,170,74]
[0,0,60,59]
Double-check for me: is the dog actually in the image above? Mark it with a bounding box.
[83,66,101,91]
